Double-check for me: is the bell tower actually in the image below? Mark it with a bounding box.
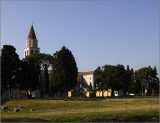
[24,25,40,58]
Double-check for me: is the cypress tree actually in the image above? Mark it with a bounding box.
[50,46,78,96]
[42,64,49,96]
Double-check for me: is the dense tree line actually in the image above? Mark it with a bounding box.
[132,66,159,96]
[1,44,159,97]
[1,45,77,97]
[95,65,159,96]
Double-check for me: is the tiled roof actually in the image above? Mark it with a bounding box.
[78,71,94,76]
[47,71,94,75]
[27,25,37,39]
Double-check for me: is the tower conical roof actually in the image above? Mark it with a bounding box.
[27,25,37,39]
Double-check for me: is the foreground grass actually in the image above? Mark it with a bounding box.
[1,97,159,122]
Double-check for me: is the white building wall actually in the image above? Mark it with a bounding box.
[24,47,40,58]
[24,38,40,58]
[83,74,94,88]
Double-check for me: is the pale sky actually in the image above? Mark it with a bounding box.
[1,1,159,74]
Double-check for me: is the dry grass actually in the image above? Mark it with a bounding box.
[1,97,159,122]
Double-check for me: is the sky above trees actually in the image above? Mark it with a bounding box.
[1,1,159,74]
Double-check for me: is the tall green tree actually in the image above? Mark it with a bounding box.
[14,60,26,89]
[89,82,92,91]
[23,53,53,70]
[42,64,49,96]
[136,68,148,96]
[15,61,29,90]
[130,71,142,94]
[102,64,132,96]
[1,45,20,96]
[23,53,53,96]
[125,65,134,93]
[50,46,78,96]
[148,66,159,96]
[132,66,159,96]
[21,58,40,94]
[94,66,104,90]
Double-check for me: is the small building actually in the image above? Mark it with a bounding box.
[96,90,112,97]
[96,91,100,97]
[32,90,40,98]
[103,90,112,97]
[114,91,118,96]
[96,91,103,97]
[68,91,72,97]
[119,90,124,96]
[86,91,92,97]
[129,93,135,96]
[99,91,103,97]
[108,91,111,96]
[103,90,108,97]
[108,89,112,96]
[68,90,76,97]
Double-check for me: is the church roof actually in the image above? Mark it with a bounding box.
[78,71,94,76]
[27,25,37,39]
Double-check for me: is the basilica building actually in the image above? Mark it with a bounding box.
[24,25,96,94]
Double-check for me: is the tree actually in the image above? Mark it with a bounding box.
[130,71,142,94]
[1,45,20,96]
[23,53,53,71]
[42,64,49,96]
[136,67,149,96]
[24,58,40,93]
[134,67,158,96]
[94,66,104,90]
[148,66,159,96]
[23,53,53,96]
[102,64,132,96]
[14,60,26,89]
[125,65,134,93]
[89,82,92,91]
[50,46,78,96]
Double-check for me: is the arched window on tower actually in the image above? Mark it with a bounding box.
[27,50,28,56]
[25,51,26,57]
[31,50,33,54]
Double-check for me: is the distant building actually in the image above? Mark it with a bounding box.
[23,25,97,96]
[78,71,95,88]
[48,71,96,93]
[96,90,112,97]
[72,71,96,93]
[24,25,40,58]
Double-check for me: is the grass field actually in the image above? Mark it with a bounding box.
[1,97,159,122]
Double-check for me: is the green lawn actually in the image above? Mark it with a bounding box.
[1,97,159,122]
